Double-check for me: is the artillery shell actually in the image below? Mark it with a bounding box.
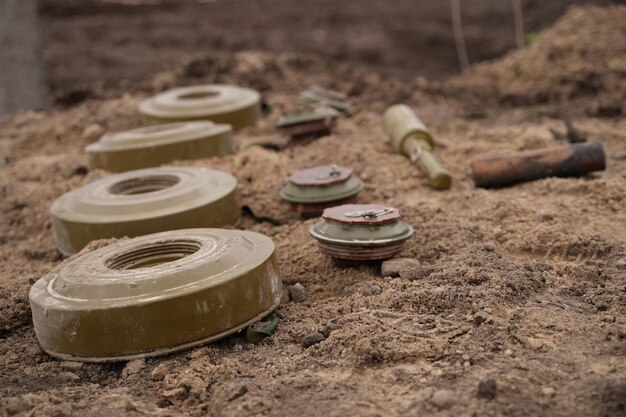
[383,104,452,190]
[50,167,239,255]
[138,84,261,130]
[86,121,234,173]
[470,141,606,188]
[29,229,282,362]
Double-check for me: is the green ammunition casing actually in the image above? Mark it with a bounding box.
[383,104,452,190]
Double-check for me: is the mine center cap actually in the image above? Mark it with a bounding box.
[289,164,352,187]
[322,204,401,225]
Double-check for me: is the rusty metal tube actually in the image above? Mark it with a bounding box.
[470,141,606,188]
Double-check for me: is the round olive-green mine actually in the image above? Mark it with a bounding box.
[138,84,261,130]
[85,121,234,173]
[30,228,283,362]
[50,167,240,256]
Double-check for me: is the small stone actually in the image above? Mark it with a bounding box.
[125,401,139,412]
[381,258,421,278]
[162,387,188,403]
[122,358,145,378]
[602,315,616,323]
[354,338,375,356]
[537,210,555,221]
[301,332,325,348]
[404,266,436,281]
[483,242,496,252]
[190,347,210,359]
[504,349,514,356]
[541,387,556,397]
[60,361,83,371]
[228,384,248,401]
[58,371,80,383]
[477,377,497,399]
[151,364,168,381]
[288,283,308,303]
[82,123,105,142]
[526,336,546,350]
[473,312,493,326]
[360,283,382,296]
[431,389,457,410]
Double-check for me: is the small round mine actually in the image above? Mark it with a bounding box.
[309,204,414,263]
[280,164,364,217]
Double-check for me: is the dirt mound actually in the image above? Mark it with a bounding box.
[1,8,626,417]
[446,5,626,117]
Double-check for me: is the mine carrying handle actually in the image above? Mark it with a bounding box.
[383,104,452,190]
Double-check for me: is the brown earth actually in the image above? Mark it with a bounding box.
[444,5,626,118]
[39,0,617,103]
[1,5,626,417]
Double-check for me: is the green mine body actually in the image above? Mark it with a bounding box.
[29,229,282,362]
[86,122,234,173]
[50,167,240,256]
[309,204,414,262]
[276,107,339,128]
[383,104,452,190]
[280,165,363,217]
[138,85,261,131]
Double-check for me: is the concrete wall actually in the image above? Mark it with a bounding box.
[0,0,48,116]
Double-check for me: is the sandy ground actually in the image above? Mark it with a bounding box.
[1,5,625,417]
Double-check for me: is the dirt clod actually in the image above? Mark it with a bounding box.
[81,123,104,142]
[121,358,145,378]
[360,283,382,296]
[301,332,325,348]
[381,257,421,278]
[431,389,458,410]
[58,372,80,383]
[477,377,498,399]
[151,364,168,382]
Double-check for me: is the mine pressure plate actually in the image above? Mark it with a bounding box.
[138,84,261,130]
[280,164,363,216]
[29,228,283,362]
[50,167,240,256]
[309,204,414,262]
[85,121,234,173]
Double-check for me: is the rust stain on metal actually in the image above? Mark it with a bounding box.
[471,141,606,188]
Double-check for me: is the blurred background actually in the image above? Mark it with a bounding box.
[2,0,621,114]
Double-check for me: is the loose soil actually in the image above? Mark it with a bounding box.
[1,5,625,417]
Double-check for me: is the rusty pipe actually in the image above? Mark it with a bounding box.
[470,141,606,188]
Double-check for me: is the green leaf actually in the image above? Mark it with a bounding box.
[245,313,279,344]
